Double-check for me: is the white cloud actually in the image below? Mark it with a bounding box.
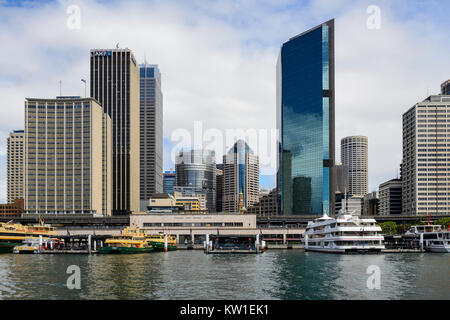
[0,0,449,202]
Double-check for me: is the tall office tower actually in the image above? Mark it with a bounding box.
[379,178,402,215]
[90,48,140,215]
[163,170,176,195]
[139,63,163,209]
[223,140,259,213]
[216,168,223,212]
[277,20,335,215]
[7,130,24,203]
[441,80,450,95]
[24,97,112,215]
[402,93,450,215]
[175,150,216,211]
[341,136,368,197]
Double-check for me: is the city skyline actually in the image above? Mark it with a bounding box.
[1,1,450,203]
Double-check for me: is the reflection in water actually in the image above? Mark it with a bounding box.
[0,251,448,300]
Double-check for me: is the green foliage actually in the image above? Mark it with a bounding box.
[378,221,398,235]
[435,217,450,229]
[396,224,411,235]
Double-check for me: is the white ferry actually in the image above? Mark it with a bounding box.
[405,225,450,253]
[303,204,385,254]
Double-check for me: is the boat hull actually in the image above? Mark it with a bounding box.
[98,246,154,254]
[148,241,176,251]
[425,246,450,253]
[305,247,383,254]
[0,241,23,253]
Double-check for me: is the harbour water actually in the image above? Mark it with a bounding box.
[0,251,448,300]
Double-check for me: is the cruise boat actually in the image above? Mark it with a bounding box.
[99,226,154,254]
[146,234,177,251]
[422,231,450,253]
[303,203,385,254]
[0,219,59,253]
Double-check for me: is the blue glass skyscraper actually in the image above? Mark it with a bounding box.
[140,63,163,209]
[277,20,335,215]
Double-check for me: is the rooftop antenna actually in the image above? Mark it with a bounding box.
[59,80,62,96]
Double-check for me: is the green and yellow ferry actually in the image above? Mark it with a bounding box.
[0,220,58,253]
[146,234,177,251]
[99,226,154,254]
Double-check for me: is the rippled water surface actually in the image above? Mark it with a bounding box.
[0,251,448,300]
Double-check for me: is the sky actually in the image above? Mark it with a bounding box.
[1,0,450,203]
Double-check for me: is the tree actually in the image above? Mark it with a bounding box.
[396,224,411,235]
[378,221,398,235]
[435,217,450,230]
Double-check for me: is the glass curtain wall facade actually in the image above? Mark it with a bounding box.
[175,150,216,211]
[140,64,163,205]
[277,20,335,215]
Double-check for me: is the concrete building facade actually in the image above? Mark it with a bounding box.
[362,191,379,216]
[24,97,112,216]
[7,130,24,203]
[402,94,450,215]
[379,179,402,216]
[90,48,140,215]
[341,136,368,197]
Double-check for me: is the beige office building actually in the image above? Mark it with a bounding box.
[341,136,368,197]
[7,130,25,203]
[24,97,112,216]
[90,48,140,214]
[402,93,450,215]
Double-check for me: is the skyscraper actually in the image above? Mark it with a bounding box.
[441,79,450,95]
[24,97,112,215]
[402,92,450,215]
[277,20,335,215]
[223,140,259,213]
[341,136,368,197]
[216,167,223,212]
[90,48,140,215]
[7,130,24,203]
[175,150,216,211]
[139,63,163,209]
[163,170,176,195]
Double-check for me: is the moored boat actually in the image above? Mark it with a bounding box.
[303,198,385,254]
[146,234,177,251]
[99,226,154,254]
[0,219,58,253]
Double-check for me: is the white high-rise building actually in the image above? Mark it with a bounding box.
[7,130,25,203]
[402,92,450,215]
[341,136,368,197]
